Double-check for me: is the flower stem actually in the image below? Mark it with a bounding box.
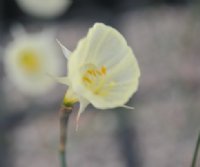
[191,131,200,167]
[59,105,73,167]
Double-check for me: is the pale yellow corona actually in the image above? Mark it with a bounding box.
[18,49,41,74]
[81,64,115,96]
[57,23,140,129]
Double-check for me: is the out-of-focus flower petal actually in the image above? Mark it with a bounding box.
[15,0,72,18]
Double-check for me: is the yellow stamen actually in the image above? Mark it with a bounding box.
[87,70,93,75]
[82,64,114,96]
[87,69,97,76]
[83,76,92,84]
[101,66,107,75]
[96,70,102,75]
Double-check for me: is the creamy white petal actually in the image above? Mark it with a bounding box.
[56,39,71,59]
[76,98,89,131]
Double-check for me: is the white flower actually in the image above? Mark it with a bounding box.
[15,0,72,18]
[4,26,62,96]
[57,23,140,129]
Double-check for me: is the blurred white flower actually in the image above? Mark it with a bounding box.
[15,0,72,19]
[57,23,140,129]
[4,26,62,96]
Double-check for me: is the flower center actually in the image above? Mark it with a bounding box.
[18,49,41,74]
[81,64,115,96]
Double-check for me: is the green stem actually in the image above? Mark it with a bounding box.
[191,131,200,167]
[60,151,67,167]
[59,105,73,167]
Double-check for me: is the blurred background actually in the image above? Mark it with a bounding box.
[0,0,200,167]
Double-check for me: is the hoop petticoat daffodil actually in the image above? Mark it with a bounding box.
[4,26,62,96]
[57,23,140,130]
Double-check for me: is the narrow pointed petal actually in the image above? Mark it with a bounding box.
[56,39,71,59]
[76,98,89,131]
[47,73,70,85]
[121,105,134,110]
[56,77,70,85]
